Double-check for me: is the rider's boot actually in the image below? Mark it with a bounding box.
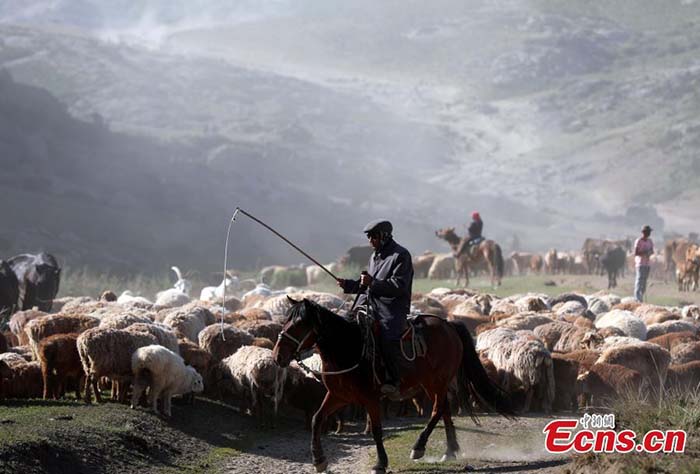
[380,340,402,395]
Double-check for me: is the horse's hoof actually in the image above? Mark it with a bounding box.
[440,451,457,462]
[371,467,386,474]
[410,448,425,460]
[314,459,328,473]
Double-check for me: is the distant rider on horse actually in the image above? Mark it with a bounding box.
[336,219,414,395]
[465,211,483,256]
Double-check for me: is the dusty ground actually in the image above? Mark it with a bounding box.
[224,414,572,474]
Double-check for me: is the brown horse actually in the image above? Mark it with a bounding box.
[435,228,504,287]
[273,298,515,474]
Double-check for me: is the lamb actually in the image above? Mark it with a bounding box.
[130,345,204,417]
[77,327,158,403]
[198,323,254,363]
[596,341,671,391]
[37,332,82,400]
[645,320,698,340]
[670,342,700,364]
[218,346,288,426]
[647,331,698,351]
[162,306,216,342]
[125,322,180,354]
[25,313,100,360]
[595,310,647,340]
[577,363,644,405]
[665,361,700,392]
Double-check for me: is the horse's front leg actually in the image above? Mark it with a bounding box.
[311,393,345,473]
[411,391,447,460]
[366,400,388,474]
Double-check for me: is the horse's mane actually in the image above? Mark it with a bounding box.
[288,298,362,369]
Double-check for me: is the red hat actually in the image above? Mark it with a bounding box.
[472,211,480,219]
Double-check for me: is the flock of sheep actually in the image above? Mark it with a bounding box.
[1,264,699,430]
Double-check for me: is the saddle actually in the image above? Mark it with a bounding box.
[359,311,428,362]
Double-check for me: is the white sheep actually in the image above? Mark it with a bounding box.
[219,346,287,425]
[117,291,154,307]
[154,267,192,308]
[595,310,647,340]
[131,345,203,417]
[477,327,555,413]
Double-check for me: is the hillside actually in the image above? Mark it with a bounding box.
[1,1,700,273]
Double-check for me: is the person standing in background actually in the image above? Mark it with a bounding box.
[634,225,654,302]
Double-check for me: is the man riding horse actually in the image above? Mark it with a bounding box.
[466,211,483,256]
[336,219,414,395]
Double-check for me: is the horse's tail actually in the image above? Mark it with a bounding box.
[449,321,517,421]
[494,244,504,280]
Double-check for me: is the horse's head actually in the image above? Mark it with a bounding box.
[273,297,320,368]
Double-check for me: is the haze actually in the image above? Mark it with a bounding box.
[1,0,698,274]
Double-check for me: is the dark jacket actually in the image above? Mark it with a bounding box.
[340,239,413,340]
[468,218,483,241]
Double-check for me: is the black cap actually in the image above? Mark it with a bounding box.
[641,225,652,233]
[363,219,393,235]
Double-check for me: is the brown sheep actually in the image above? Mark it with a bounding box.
[77,327,158,403]
[237,320,282,342]
[251,337,275,350]
[596,342,671,390]
[612,301,641,312]
[552,355,581,411]
[671,341,700,365]
[37,332,82,400]
[25,314,99,359]
[555,350,601,372]
[577,363,644,405]
[178,338,213,402]
[236,307,273,322]
[198,324,254,363]
[100,291,117,302]
[665,361,700,392]
[647,332,698,351]
[2,331,19,347]
[533,321,574,351]
[0,355,43,399]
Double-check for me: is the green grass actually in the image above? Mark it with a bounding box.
[57,265,700,308]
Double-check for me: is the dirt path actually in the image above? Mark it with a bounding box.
[224,415,572,474]
[224,422,373,473]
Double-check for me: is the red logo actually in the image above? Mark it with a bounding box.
[543,415,686,454]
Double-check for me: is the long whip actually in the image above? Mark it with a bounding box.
[221,207,341,339]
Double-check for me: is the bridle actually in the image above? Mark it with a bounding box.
[277,313,361,377]
[277,323,317,360]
